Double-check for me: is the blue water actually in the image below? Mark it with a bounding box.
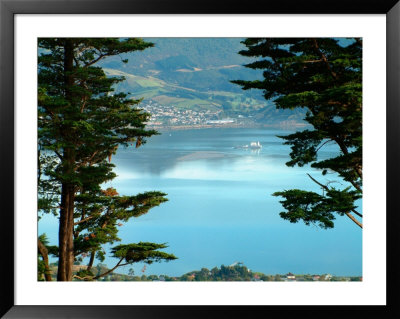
[39,128,362,277]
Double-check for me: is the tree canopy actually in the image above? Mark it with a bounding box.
[233,38,362,229]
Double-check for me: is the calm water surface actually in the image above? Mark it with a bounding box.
[39,128,362,276]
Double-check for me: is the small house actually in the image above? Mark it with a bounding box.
[286,272,296,281]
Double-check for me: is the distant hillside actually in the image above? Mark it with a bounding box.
[99,38,306,125]
[101,38,262,92]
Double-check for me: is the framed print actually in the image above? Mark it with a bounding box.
[1,0,399,317]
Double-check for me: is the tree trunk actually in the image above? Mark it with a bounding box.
[66,184,75,281]
[57,39,76,281]
[38,239,52,281]
[87,250,96,272]
[57,183,75,281]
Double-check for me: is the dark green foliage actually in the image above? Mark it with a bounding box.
[73,188,168,257]
[277,130,324,167]
[180,264,253,281]
[273,188,361,229]
[111,242,177,264]
[37,260,46,281]
[37,152,60,219]
[76,269,94,278]
[72,244,177,281]
[38,233,59,257]
[233,38,362,228]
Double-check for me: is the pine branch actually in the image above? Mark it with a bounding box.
[73,215,95,225]
[93,257,125,280]
[54,150,63,161]
[307,173,329,191]
[345,212,362,228]
[72,274,93,281]
[311,38,338,80]
[333,138,363,181]
[307,173,363,224]
[316,139,333,153]
[351,208,363,218]
[84,52,107,67]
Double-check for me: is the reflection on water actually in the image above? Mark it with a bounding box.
[112,128,307,177]
[109,127,346,225]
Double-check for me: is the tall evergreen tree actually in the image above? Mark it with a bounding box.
[233,38,362,229]
[38,38,175,281]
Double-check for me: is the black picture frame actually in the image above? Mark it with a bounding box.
[1,0,398,318]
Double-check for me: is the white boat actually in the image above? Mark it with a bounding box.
[234,141,262,150]
[250,141,262,149]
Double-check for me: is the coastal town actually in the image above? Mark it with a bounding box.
[141,101,306,130]
[142,101,236,127]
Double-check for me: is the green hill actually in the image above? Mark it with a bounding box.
[100,38,306,124]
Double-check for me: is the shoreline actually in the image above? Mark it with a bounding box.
[147,122,308,132]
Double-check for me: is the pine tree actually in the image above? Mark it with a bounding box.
[233,38,362,229]
[38,38,175,281]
